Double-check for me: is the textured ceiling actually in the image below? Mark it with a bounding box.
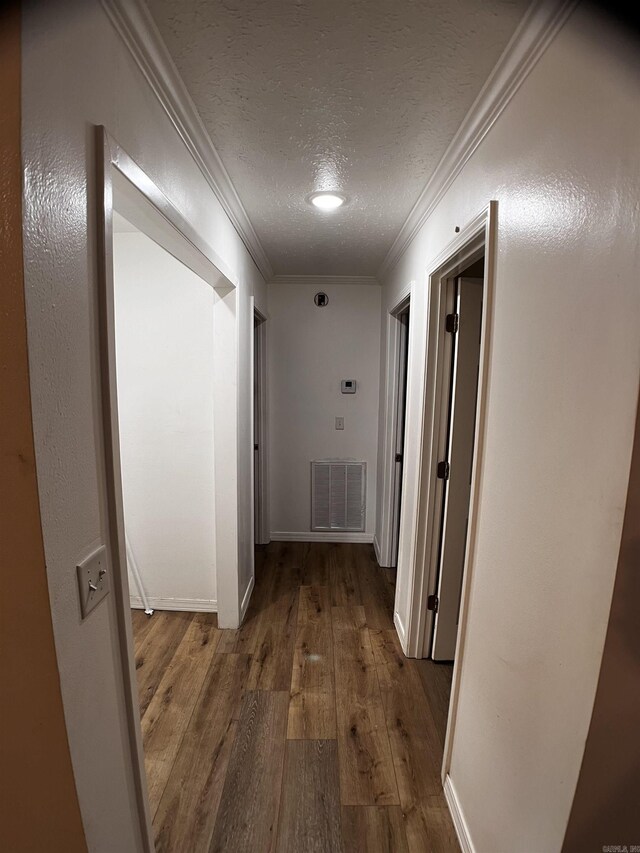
[145,0,530,276]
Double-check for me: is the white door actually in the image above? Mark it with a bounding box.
[390,309,410,567]
[432,277,483,661]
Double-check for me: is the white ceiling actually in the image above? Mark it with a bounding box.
[145,0,530,277]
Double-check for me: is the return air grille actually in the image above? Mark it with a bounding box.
[311,461,366,532]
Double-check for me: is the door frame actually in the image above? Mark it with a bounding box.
[252,306,270,545]
[376,283,414,567]
[399,202,496,783]
[95,127,237,850]
[430,275,483,661]
[389,298,411,568]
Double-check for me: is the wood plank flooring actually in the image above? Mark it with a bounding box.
[131,542,457,852]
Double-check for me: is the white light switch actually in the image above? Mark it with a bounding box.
[77,545,110,619]
[335,417,344,430]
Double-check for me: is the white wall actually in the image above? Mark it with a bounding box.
[383,7,640,853]
[114,230,216,609]
[21,0,266,849]
[269,280,381,538]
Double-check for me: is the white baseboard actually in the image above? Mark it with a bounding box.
[373,534,382,564]
[270,531,373,544]
[394,611,407,649]
[240,574,255,622]
[130,596,217,613]
[444,775,475,853]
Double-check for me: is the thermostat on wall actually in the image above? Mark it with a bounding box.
[341,380,357,394]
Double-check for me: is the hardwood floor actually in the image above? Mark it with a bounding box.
[131,542,458,852]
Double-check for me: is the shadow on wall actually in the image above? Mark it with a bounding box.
[562,400,640,851]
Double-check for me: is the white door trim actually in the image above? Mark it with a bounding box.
[253,306,270,545]
[394,202,497,782]
[95,127,237,852]
[377,284,413,567]
[431,276,483,661]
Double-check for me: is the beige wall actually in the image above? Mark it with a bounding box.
[268,280,381,538]
[383,6,640,851]
[114,230,217,609]
[0,6,86,850]
[563,398,640,851]
[21,0,266,848]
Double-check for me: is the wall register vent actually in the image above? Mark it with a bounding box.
[311,461,366,532]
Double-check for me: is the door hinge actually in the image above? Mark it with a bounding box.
[427,594,439,612]
[437,460,450,480]
[445,313,459,334]
[395,452,403,463]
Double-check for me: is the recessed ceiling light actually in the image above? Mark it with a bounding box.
[307,191,347,211]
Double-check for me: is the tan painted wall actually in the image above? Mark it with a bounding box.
[20,0,267,847]
[268,279,382,537]
[563,397,640,851]
[0,6,86,850]
[383,5,640,850]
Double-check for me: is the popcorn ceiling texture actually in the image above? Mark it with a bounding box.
[146,0,529,275]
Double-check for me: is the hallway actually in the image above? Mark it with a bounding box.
[132,542,456,852]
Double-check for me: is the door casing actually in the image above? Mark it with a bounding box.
[96,127,237,851]
[253,307,270,545]
[376,285,414,568]
[396,202,497,785]
[430,276,483,661]
[389,304,411,568]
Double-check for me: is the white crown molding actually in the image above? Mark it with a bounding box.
[378,0,577,280]
[101,0,274,282]
[269,275,380,287]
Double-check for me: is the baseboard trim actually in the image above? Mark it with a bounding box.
[373,534,382,564]
[444,775,475,853]
[130,596,217,613]
[374,532,394,568]
[240,574,255,622]
[270,531,374,544]
[394,610,407,650]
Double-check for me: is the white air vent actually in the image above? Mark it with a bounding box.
[311,461,366,532]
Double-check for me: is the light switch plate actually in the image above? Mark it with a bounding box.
[77,545,110,619]
[335,417,345,430]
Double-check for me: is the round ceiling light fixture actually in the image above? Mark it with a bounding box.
[307,191,347,212]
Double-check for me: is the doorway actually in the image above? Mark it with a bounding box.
[390,302,410,568]
[97,129,239,851]
[253,309,269,545]
[113,211,217,617]
[111,202,221,842]
[398,203,495,792]
[429,260,484,661]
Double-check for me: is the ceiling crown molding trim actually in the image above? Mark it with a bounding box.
[101,0,274,282]
[378,0,577,280]
[269,275,380,287]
